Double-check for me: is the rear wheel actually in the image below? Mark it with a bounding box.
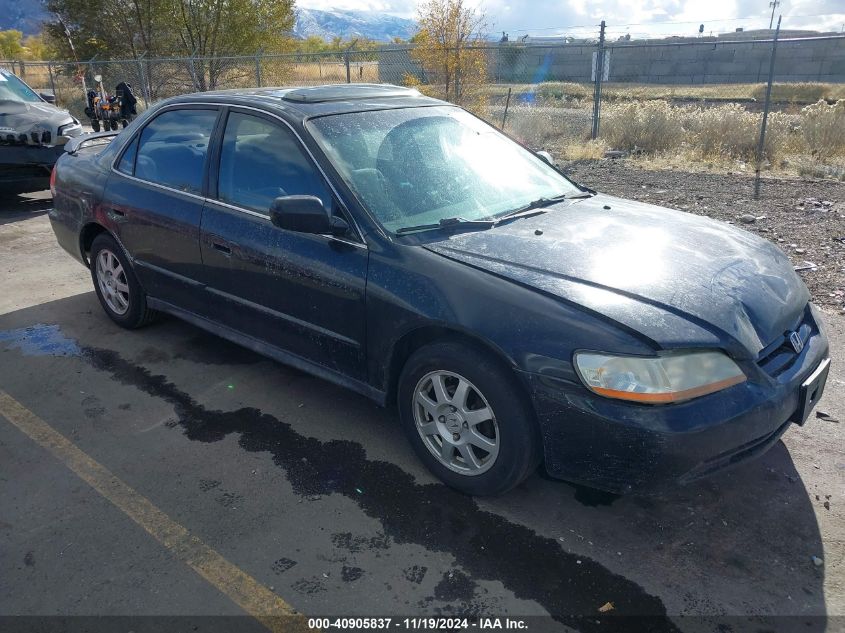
[398,341,541,495]
[89,233,156,328]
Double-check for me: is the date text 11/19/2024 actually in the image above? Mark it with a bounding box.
[307,618,528,630]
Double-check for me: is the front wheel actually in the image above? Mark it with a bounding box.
[398,342,542,496]
[89,233,156,329]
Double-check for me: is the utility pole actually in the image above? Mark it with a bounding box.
[591,20,606,140]
[768,0,780,30]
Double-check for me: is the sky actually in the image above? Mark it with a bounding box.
[296,0,845,39]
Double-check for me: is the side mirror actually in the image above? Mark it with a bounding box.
[536,150,555,166]
[40,92,56,104]
[269,195,349,236]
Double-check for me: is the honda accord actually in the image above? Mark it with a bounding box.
[49,84,830,495]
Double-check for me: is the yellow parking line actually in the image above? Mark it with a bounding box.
[0,390,307,633]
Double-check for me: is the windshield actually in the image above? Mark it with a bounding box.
[0,70,43,104]
[307,106,579,233]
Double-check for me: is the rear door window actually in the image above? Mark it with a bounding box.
[134,108,218,194]
[216,112,331,215]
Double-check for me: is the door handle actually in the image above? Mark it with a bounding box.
[212,241,232,255]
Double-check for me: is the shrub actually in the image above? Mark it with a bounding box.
[600,100,685,152]
[801,99,845,157]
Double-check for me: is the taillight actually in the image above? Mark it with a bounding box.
[50,164,57,197]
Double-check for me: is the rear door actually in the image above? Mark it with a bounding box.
[199,108,369,381]
[104,105,220,311]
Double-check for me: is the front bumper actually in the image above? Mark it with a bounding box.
[522,306,831,494]
[0,145,65,186]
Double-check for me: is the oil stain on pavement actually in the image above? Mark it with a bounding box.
[2,324,679,633]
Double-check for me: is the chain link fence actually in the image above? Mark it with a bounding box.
[3,25,844,192]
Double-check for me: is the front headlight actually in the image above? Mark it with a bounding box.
[574,350,746,404]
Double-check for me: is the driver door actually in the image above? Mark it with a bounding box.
[199,108,369,381]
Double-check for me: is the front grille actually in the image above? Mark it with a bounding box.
[756,308,813,377]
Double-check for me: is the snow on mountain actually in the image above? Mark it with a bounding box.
[0,4,417,43]
[294,8,417,42]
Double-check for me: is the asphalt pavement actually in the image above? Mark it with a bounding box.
[1,190,843,633]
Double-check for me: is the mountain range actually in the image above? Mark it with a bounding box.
[0,0,45,34]
[294,8,417,41]
[0,4,417,41]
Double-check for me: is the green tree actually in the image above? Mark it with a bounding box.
[43,0,295,64]
[22,34,52,60]
[0,29,25,59]
[44,0,176,60]
[174,0,296,89]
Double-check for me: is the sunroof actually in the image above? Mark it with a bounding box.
[281,84,420,104]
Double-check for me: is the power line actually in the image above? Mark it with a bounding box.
[505,11,845,34]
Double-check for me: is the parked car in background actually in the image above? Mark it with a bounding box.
[48,84,830,496]
[0,67,83,194]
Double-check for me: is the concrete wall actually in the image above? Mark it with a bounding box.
[378,37,845,85]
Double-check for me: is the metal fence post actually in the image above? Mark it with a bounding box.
[501,86,512,130]
[136,53,150,109]
[188,55,198,91]
[591,20,606,140]
[255,49,263,87]
[754,16,781,200]
[46,61,57,99]
[345,40,358,84]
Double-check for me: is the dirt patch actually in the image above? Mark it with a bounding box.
[562,160,845,311]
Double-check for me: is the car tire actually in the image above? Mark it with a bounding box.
[89,233,156,329]
[398,341,542,496]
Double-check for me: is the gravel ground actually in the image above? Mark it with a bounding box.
[562,160,845,311]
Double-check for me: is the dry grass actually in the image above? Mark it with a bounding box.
[596,99,842,167]
[750,82,845,104]
[801,99,845,157]
[487,104,592,148]
[600,100,685,153]
[559,139,608,160]
[795,158,845,181]
[485,81,845,105]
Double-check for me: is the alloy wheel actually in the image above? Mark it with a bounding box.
[412,370,499,476]
[95,248,130,315]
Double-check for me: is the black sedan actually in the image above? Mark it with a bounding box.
[49,84,830,495]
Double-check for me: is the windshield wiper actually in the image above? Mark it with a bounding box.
[395,216,495,235]
[497,191,593,221]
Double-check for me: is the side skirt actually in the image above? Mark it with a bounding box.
[146,297,387,407]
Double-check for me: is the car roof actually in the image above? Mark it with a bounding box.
[165,84,449,120]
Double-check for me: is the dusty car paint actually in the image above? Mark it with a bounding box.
[48,85,830,493]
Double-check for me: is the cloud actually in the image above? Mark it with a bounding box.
[295,0,845,36]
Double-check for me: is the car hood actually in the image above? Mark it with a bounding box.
[422,194,808,357]
[0,99,75,139]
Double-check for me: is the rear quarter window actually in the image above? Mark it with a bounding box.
[116,136,139,175]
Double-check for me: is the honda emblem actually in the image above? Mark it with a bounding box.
[789,331,804,354]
